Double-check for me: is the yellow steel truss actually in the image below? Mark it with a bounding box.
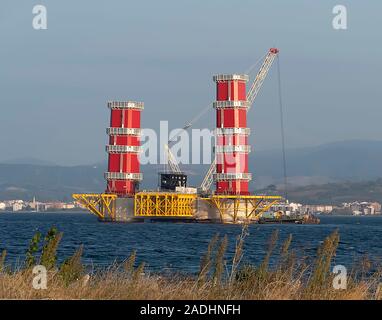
[73,192,281,223]
[206,195,282,223]
[72,193,117,220]
[134,192,197,217]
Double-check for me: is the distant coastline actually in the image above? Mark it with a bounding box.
[0,209,87,214]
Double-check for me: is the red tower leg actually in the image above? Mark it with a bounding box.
[213,74,251,195]
[105,101,143,196]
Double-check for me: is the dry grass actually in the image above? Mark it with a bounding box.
[0,227,381,300]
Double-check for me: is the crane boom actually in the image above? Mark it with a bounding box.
[247,48,279,108]
[164,144,182,173]
[200,48,279,192]
[200,158,216,192]
[165,105,211,174]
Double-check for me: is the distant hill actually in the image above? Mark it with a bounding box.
[0,140,381,201]
[250,140,382,188]
[156,140,382,189]
[266,179,382,205]
[0,164,105,201]
[0,157,57,166]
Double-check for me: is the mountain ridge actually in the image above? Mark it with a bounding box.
[0,140,381,201]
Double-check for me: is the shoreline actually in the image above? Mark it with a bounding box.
[1,211,381,218]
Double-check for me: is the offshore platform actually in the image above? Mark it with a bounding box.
[73,48,285,224]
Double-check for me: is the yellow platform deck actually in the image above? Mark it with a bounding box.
[73,192,282,223]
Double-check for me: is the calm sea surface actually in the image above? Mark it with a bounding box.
[1,212,382,273]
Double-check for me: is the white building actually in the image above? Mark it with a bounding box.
[63,203,75,209]
[12,202,23,212]
[0,202,6,210]
[289,202,303,212]
[303,205,334,214]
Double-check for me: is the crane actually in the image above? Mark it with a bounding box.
[199,48,279,193]
[246,48,279,108]
[164,143,182,174]
[164,103,212,175]
[160,143,188,191]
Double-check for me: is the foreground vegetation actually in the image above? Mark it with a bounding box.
[0,226,381,300]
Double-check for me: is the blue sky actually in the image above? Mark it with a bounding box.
[0,0,381,165]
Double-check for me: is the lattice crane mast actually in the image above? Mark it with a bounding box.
[246,48,279,108]
[164,143,182,174]
[164,105,210,174]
